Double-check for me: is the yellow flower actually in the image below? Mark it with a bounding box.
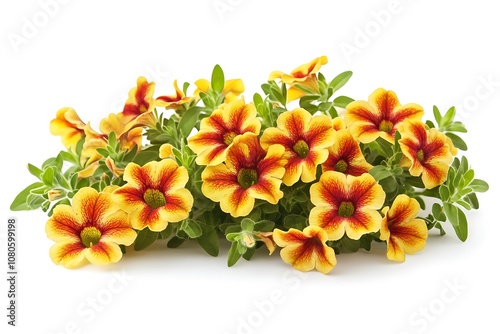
[159,143,174,159]
[45,187,136,268]
[269,56,328,102]
[273,226,337,274]
[155,80,194,110]
[322,129,372,176]
[261,108,334,186]
[194,78,244,103]
[309,171,385,241]
[399,120,453,189]
[113,160,194,232]
[345,88,424,144]
[380,195,428,262]
[188,99,261,166]
[50,107,86,150]
[202,133,286,217]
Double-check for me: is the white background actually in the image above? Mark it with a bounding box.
[1,1,499,333]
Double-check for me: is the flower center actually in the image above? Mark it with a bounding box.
[237,168,258,189]
[293,139,310,158]
[80,227,102,248]
[223,131,238,146]
[417,149,425,162]
[143,189,166,209]
[338,201,355,217]
[334,159,348,173]
[378,120,394,133]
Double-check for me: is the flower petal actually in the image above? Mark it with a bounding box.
[86,242,123,265]
[49,241,86,269]
[273,226,336,274]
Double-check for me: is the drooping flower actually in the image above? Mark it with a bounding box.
[380,194,428,262]
[201,133,286,217]
[399,120,453,189]
[322,129,372,176]
[260,108,334,186]
[309,171,385,241]
[255,232,276,255]
[155,80,195,111]
[268,56,328,102]
[45,187,136,268]
[50,107,86,150]
[122,76,156,120]
[273,226,336,274]
[159,143,174,159]
[345,88,424,144]
[188,99,261,166]
[194,78,244,103]
[113,159,193,232]
[80,113,143,177]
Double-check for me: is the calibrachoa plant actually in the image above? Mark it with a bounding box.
[11,56,489,273]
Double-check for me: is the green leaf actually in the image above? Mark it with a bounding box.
[167,236,185,248]
[283,214,307,230]
[253,93,263,107]
[333,96,354,108]
[462,169,475,186]
[446,122,467,133]
[227,241,241,267]
[27,163,43,179]
[439,185,450,201]
[464,193,479,209]
[134,227,159,251]
[451,207,468,242]
[179,106,202,137]
[211,64,225,93]
[158,223,176,240]
[242,247,256,261]
[10,182,45,211]
[441,106,456,127]
[445,133,467,151]
[197,223,219,257]
[433,106,442,125]
[240,218,255,232]
[42,167,55,186]
[329,71,353,94]
[443,202,459,226]
[133,147,159,166]
[181,219,203,239]
[432,203,442,219]
[369,165,393,181]
[469,179,489,192]
[254,220,275,232]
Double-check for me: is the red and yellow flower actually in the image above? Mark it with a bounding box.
[45,187,137,268]
[155,80,195,111]
[273,226,336,274]
[345,88,424,144]
[194,78,244,103]
[50,107,86,150]
[269,56,328,102]
[188,99,261,166]
[309,171,385,241]
[202,133,286,217]
[399,120,453,189]
[261,108,334,186]
[79,112,143,178]
[380,194,428,262]
[122,76,156,120]
[113,159,194,232]
[322,129,372,176]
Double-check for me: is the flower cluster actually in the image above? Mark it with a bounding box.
[11,56,488,273]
